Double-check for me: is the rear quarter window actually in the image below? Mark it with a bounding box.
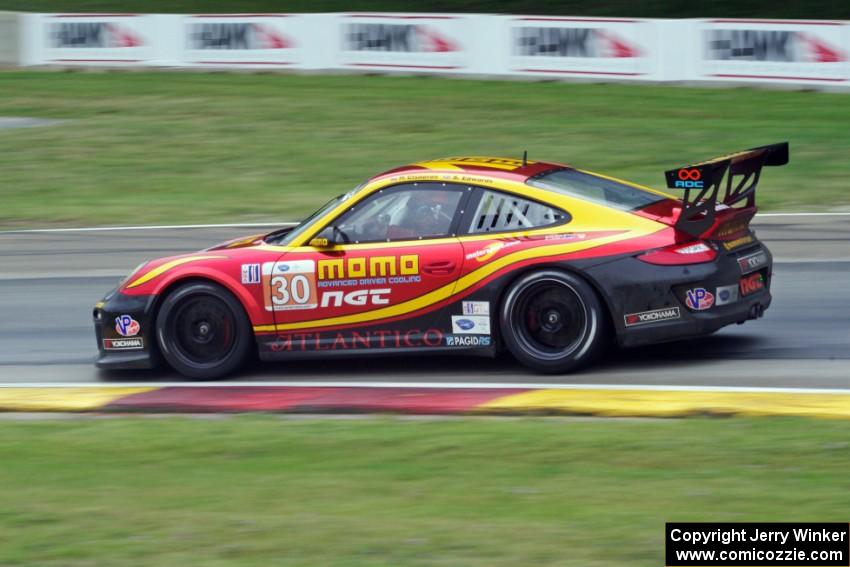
[528,169,666,211]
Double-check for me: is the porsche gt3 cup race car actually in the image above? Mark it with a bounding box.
[94,143,788,378]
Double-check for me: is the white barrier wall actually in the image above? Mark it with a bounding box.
[16,13,850,88]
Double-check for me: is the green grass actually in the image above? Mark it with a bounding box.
[1,70,848,228]
[1,416,850,566]
[2,0,849,19]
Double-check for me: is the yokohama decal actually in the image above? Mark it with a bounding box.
[624,307,681,327]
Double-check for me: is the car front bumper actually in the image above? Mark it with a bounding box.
[93,290,159,370]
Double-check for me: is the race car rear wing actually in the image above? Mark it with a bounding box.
[663,142,789,237]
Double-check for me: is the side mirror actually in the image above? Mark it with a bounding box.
[308,237,330,247]
[309,226,349,247]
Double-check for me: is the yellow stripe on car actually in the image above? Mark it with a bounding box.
[252,227,656,333]
[126,255,228,289]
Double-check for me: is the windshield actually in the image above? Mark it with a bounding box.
[265,187,360,246]
[528,169,667,212]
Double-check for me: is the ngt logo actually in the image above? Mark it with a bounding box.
[344,24,458,53]
[50,22,143,48]
[320,288,390,308]
[188,23,292,50]
[514,27,639,58]
[706,30,846,63]
[674,168,704,189]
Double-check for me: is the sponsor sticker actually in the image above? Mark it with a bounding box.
[262,260,318,311]
[685,288,714,311]
[451,315,491,335]
[241,263,261,285]
[446,335,491,347]
[268,328,444,351]
[320,288,390,308]
[114,314,140,337]
[103,337,144,350]
[465,241,521,262]
[461,301,489,316]
[722,235,754,251]
[737,250,768,273]
[740,272,766,296]
[624,307,681,327]
[715,284,739,306]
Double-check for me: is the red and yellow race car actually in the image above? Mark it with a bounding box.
[94,143,787,378]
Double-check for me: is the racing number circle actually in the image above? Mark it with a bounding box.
[500,270,608,373]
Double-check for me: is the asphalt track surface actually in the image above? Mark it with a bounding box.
[0,215,848,388]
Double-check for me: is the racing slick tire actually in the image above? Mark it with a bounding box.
[155,281,254,380]
[500,270,608,374]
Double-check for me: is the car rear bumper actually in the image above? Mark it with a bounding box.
[585,242,773,348]
[93,290,159,370]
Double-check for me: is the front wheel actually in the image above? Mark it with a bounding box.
[500,270,608,374]
[155,281,253,380]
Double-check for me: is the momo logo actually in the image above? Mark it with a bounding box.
[114,315,140,337]
[50,22,144,48]
[514,27,640,58]
[685,288,714,311]
[624,307,680,327]
[320,288,390,308]
[344,24,458,53]
[706,30,846,63]
[188,23,293,50]
[318,255,419,280]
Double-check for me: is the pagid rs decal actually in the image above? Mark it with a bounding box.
[624,307,680,327]
[446,335,491,347]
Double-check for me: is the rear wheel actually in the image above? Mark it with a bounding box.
[155,281,253,380]
[500,270,608,373]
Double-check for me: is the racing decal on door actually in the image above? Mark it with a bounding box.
[262,260,319,311]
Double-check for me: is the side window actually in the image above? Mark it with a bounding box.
[324,183,466,244]
[466,189,567,234]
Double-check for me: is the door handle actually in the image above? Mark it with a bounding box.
[422,260,457,275]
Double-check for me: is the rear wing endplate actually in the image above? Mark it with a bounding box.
[663,142,789,237]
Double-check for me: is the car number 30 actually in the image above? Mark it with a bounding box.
[266,274,318,311]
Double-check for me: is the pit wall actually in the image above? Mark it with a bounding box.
[14,13,850,88]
